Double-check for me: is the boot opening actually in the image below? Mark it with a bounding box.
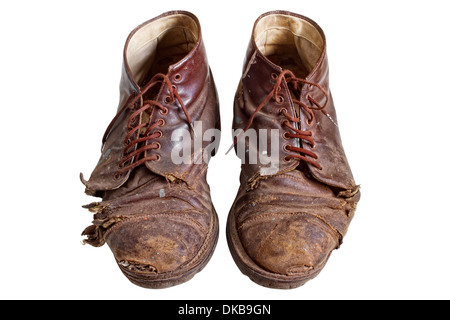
[253,13,324,78]
[126,13,199,86]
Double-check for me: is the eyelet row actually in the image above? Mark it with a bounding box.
[152,118,165,161]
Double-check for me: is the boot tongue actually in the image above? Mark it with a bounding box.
[286,80,310,174]
[137,76,161,132]
[288,83,302,121]
[136,60,172,135]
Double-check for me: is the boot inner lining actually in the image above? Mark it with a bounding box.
[126,14,199,86]
[254,14,324,78]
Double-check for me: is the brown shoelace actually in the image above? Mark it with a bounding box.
[227,69,329,170]
[112,73,194,178]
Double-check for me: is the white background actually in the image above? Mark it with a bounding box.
[1,0,449,300]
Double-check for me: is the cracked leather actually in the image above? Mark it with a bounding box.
[228,11,360,287]
[80,11,220,288]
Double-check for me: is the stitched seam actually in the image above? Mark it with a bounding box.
[238,211,343,240]
[103,211,207,239]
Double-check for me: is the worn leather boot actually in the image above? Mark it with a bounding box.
[80,11,220,288]
[226,11,361,289]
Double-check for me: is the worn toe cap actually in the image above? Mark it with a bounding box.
[238,213,339,276]
[106,215,206,274]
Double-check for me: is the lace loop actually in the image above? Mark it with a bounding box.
[226,69,328,170]
[114,73,193,176]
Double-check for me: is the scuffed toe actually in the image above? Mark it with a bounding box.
[105,214,206,285]
[238,213,339,276]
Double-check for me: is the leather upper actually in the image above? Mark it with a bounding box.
[82,11,220,195]
[233,11,356,191]
[81,11,220,280]
[229,11,360,278]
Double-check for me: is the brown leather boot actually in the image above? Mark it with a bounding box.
[80,11,220,288]
[226,11,360,289]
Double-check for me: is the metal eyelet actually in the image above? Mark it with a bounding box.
[174,74,182,82]
[283,144,290,152]
[271,73,278,80]
[154,142,161,150]
[154,154,161,161]
[158,119,166,127]
[283,132,290,140]
[279,108,287,115]
[276,95,284,104]
[155,130,163,138]
[159,107,168,115]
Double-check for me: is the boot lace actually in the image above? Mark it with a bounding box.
[228,69,329,170]
[112,73,193,178]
